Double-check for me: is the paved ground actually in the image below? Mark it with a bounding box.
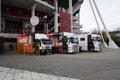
[0,66,80,80]
[0,48,120,80]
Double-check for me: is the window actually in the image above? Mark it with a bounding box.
[42,39,53,45]
[96,37,102,42]
[92,37,102,42]
[80,38,85,41]
[5,38,16,42]
[71,38,78,43]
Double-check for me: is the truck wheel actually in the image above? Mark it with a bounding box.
[40,50,45,55]
[63,49,67,54]
[79,47,82,52]
[90,47,94,52]
[47,52,51,55]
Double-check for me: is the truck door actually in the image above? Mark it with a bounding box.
[0,37,4,53]
[88,35,94,51]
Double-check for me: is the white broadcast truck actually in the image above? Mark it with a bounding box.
[77,34,102,52]
[34,33,53,55]
[59,32,79,53]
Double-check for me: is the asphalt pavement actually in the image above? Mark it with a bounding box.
[0,48,120,80]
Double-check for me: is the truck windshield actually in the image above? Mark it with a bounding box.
[42,39,53,45]
[92,37,102,42]
[71,38,78,43]
[96,37,102,42]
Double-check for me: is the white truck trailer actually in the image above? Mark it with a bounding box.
[77,34,102,52]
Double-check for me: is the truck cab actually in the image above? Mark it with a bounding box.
[34,33,53,55]
[60,32,79,53]
[91,34,102,51]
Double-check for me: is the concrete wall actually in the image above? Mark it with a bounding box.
[4,42,17,51]
[0,33,20,38]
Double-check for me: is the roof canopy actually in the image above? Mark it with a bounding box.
[49,0,84,9]
[1,0,55,13]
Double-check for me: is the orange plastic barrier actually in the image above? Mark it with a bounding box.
[17,34,34,54]
[25,44,34,54]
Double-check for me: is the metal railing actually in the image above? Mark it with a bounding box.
[0,28,44,34]
[0,28,23,34]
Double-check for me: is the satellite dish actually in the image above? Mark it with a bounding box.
[30,16,39,26]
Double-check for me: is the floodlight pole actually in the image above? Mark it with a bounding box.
[89,0,108,48]
[92,0,119,49]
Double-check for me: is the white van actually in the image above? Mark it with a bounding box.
[77,34,102,52]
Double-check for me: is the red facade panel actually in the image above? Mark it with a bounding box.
[60,10,71,32]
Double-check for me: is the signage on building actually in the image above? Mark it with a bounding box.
[60,10,71,32]
[30,16,39,26]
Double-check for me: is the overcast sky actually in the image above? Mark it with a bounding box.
[80,0,120,32]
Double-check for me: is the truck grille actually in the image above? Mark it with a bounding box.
[73,45,78,52]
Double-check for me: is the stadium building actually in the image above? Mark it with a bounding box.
[0,0,84,52]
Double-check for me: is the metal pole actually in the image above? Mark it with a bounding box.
[30,3,36,44]
[78,4,81,26]
[69,0,73,33]
[54,0,58,32]
[92,0,119,48]
[0,0,2,31]
[32,3,36,17]
[89,0,108,48]
[78,5,82,34]
[31,3,36,33]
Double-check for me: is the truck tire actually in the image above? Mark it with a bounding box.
[89,47,94,52]
[79,47,82,52]
[63,49,68,54]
